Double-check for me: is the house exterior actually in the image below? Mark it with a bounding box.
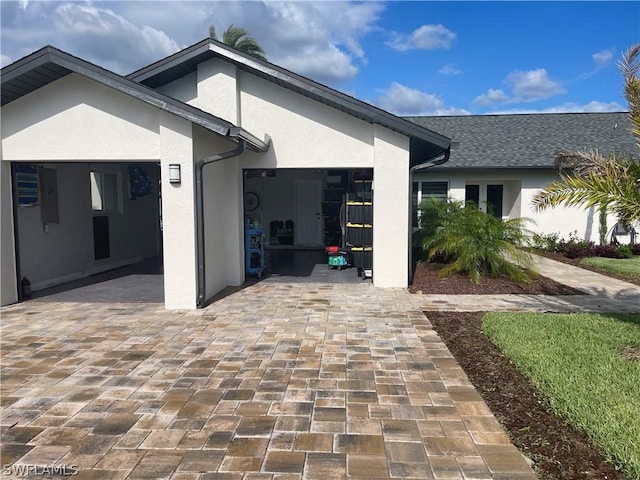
[0,39,451,309]
[408,113,637,242]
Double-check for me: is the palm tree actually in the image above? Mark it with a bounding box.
[532,44,640,228]
[209,24,267,61]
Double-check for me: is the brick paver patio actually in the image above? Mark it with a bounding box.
[1,283,537,479]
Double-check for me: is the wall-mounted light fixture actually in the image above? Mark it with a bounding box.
[169,164,181,184]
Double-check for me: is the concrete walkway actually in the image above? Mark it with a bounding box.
[421,255,640,313]
[0,256,637,479]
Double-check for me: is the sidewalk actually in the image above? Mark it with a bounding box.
[421,254,640,313]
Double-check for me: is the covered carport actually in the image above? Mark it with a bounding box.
[0,46,268,309]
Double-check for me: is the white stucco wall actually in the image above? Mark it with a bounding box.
[413,169,620,242]
[373,125,410,288]
[1,74,161,161]
[159,114,198,309]
[13,163,160,291]
[192,59,239,123]
[193,126,246,299]
[156,72,197,104]
[238,72,375,170]
[0,159,18,306]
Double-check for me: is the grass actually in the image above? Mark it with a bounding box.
[580,255,640,282]
[483,312,640,479]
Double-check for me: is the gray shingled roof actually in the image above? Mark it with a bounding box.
[407,112,636,169]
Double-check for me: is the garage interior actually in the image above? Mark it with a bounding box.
[243,168,373,283]
[13,161,163,303]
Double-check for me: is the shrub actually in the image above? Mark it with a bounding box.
[618,244,634,258]
[419,199,536,283]
[632,243,640,256]
[592,244,622,258]
[531,232,561,252]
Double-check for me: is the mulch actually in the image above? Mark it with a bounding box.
[428,311,625,480]
[409,261,583,295]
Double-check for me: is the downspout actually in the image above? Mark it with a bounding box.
[195,139,245,308]
[408,147,451,284]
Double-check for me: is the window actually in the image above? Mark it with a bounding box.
[412,181,448,228]
[90,171,121,212]
[420,181,448,201]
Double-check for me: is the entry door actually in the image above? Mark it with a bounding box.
[295,179,322,245]
[486,184,504,218]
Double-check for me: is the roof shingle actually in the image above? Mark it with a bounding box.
[407,113,636,169]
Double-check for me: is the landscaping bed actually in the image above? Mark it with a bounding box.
[409,261,583,295]
[427,311,627,480]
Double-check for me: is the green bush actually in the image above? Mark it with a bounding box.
[418,198,536,283]
[618,244,634,258]
[531,231,561,252]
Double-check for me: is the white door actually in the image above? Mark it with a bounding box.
[295,179,323,245]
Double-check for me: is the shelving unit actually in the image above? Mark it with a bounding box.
[245,226,265,278]
[345,178,373,279]
[322,170,348,246]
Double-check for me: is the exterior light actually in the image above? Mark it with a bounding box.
[169,164,181,184]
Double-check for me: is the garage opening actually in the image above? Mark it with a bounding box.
[13,162,163,303]
[243,168,373,283]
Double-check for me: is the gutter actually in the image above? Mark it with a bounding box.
[195,140,246,308]
[408,147,451,284]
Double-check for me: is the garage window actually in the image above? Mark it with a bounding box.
[90,171,121,213]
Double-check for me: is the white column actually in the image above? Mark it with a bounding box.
[0,159,18,306]
[159,114,197,309]
[372,125,410,288]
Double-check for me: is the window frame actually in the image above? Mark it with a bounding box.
[90,169,123,214]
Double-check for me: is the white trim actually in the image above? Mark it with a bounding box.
[30,256,144,291]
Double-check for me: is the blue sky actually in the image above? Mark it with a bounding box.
[1,1,638,116]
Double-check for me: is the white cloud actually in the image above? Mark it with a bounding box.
[473,88,509,106]
[506,69,565,101]
[208,1,385,84]
[277,44,359,84]
[488,100,625,115]
[593,48,614,66]
[439,63,462,75]
[53,3,179,73]
[387,24,456,51]
[374,82,469,116]
[1,1,384,82]
[1,54,11,67]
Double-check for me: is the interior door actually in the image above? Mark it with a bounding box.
[295,179,322,246]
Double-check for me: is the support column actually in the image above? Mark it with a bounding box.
[372,125,410,288]
[1,159,18,306]
[160,114,197,309]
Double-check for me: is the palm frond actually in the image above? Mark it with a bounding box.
[619,43,640,145]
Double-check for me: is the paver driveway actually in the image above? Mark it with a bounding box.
[1,283,536,479]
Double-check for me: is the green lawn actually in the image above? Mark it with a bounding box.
[580,255,640,282]
[483,312,640,479]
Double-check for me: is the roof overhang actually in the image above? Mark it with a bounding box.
[1,46,270,152]
[128,39,450,163]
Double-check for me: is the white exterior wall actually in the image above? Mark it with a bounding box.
[2,74,160,161]
[373,126,410,288]
[193,126,246,299]
[414,169,619,242]
[238,73,374,169]
[159,114,198,309]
